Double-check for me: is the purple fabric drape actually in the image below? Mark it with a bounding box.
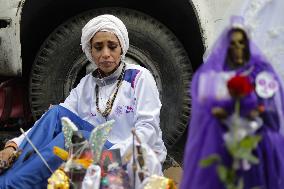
[180,18,284,189]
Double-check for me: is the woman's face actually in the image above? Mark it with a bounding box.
[91,31,122,75]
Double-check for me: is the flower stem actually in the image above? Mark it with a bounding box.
[232,99,241,173]
[234,98,240,116]
[233,98,240,147]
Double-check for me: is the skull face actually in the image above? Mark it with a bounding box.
[228,31,246,65]
[256,71,279,98]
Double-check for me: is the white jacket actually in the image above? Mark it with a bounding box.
[12,62,167,162]
[60,62,167,162]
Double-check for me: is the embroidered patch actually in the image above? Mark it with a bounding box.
[115,106,123,116]
[256,71,279,98]
[125,106,134,113]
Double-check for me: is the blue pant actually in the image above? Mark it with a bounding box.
[0,105,104,189]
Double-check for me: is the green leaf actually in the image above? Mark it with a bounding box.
[217,165,228,182]
[242,154,259,164]
[226,142,239,156]
[239,135,262,149]
[199,154,221,167]
[236,178,244,189]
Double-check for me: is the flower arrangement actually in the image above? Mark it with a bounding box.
[200,74,263,189]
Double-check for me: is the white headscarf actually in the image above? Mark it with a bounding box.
[81,14,129,64]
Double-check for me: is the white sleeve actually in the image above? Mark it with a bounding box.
[9,127,32,147]
[110,70,165,162]
[60,88,79,114]
[133,69,162,145]
[10,76,88,147]
[60,75,88,114]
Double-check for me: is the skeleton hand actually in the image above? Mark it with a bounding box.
[212,107,228,119]
[248,109,259,120]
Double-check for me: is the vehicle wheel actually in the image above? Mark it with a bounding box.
[30,8,193,164]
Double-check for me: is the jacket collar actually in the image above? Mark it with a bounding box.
[92,62,124,87]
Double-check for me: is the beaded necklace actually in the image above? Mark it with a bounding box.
[95,63,126,119]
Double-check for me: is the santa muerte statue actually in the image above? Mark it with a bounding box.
[180,16,284,189]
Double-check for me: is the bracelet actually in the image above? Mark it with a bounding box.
[4,145,17,151]
[4,145,18,151]
[4,142,18,151]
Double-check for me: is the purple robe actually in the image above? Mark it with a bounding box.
[180,22,284,189]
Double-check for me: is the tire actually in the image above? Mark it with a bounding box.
[30,8,193,164]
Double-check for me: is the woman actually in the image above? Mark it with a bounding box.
[0,14,166,188]
[180,18,284,189]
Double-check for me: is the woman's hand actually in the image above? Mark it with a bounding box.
[0,147,16,168]
[0,141,18,171]
[212,107,228,119]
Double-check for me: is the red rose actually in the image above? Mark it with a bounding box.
[227,75,254,98]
